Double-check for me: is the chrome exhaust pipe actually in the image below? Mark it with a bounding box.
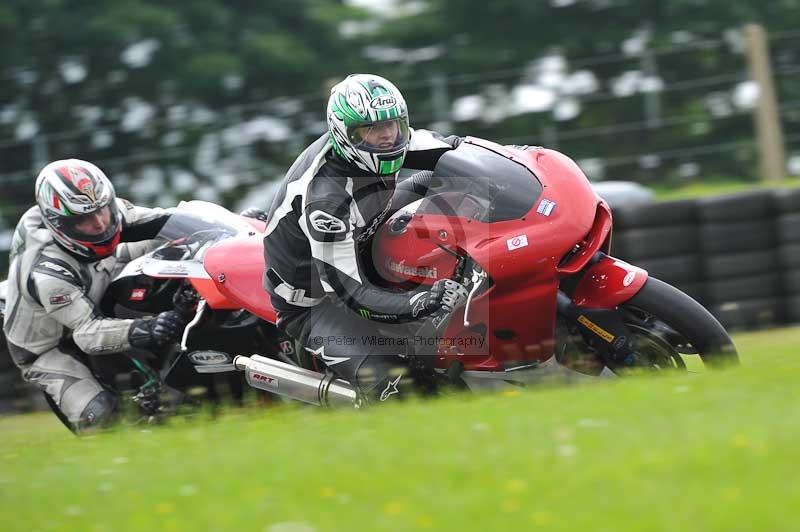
[234,354,358,407]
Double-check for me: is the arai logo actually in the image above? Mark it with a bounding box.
[370,95,396,110]
[189,351,231,365]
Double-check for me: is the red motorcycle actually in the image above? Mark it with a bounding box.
[174,136,737,405]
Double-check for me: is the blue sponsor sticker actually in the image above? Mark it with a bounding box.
[537,199,557,216]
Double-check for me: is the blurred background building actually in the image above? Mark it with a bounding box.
[2,0,800,274]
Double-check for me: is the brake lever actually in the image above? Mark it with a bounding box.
[180,299,207,351]
[463,266,487,328]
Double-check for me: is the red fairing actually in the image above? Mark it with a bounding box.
[572,257,648,309]
[374,138,617,370]
[189,278,240,310]
[203,235,277,323]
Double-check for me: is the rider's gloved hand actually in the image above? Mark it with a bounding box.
[128,310,185,351]
[172,285,199,321]
[416,279,469,318]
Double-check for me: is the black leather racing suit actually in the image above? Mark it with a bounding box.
[263,129,457,402]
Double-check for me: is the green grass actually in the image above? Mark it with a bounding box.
[651,176,800,200]
[1,327,799,532]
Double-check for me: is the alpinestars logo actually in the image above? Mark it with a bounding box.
[380,375,402,401]
[305,345,350,366]
[309,210,347,234]
[411,291,428,318]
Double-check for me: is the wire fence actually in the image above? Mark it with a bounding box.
[0,27,800,276]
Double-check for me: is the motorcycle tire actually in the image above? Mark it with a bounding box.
[669,281,707,304]
[622,277,739,368]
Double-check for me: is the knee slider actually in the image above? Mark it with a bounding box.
[77,391,118,430]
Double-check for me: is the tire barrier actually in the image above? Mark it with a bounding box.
[612,187,800,331]
[778,189,800,328]
[612,198,697,228]
[612,225,697,260]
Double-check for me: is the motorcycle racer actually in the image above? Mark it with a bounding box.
[263,74,469,403]
[3,159,184,432]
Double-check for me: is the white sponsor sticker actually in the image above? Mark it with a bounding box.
[309,210,347,234]
[506,234,529,251]
[189,351,231,365]
[623,271,636,287]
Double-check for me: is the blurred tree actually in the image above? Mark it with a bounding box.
[366,0,800,184]
[4,0,800,265]
[0,0,365,228]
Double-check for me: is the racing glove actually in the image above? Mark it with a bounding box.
[128,310,186,351]
[415,279,469,318]
[172,284,199,321]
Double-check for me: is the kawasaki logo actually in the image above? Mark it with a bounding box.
[385,259,438,279]
[370,96,396,110]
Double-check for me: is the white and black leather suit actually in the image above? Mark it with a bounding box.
[3,199,169,430]
[263,129,459,402]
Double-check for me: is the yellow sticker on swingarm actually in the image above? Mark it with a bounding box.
[577,315,615,343]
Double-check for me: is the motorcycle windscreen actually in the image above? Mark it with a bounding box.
[428,141,543,222]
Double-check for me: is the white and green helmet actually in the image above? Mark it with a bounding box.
[327,74,410,175]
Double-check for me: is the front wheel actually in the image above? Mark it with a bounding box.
[619,277,739,369]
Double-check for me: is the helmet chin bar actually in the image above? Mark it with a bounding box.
[55,227,122,260]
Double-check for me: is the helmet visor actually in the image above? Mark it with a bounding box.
[348,118,410,154]
[58,202,121,244]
